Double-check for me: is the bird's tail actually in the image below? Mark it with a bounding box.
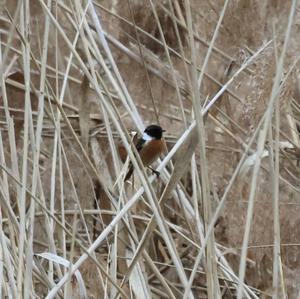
[124,164,134,181]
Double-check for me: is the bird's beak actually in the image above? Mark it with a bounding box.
[162,129,166,132]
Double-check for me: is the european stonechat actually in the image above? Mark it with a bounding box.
[122,125,166,181]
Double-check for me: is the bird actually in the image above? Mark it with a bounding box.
[122,124,166,181]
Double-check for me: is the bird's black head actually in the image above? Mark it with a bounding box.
[144,125,165,139]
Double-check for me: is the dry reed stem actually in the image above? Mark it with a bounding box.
[0,0,299,298]
[236,1,298,298]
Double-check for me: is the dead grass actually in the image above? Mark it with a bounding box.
[0,0,300,298]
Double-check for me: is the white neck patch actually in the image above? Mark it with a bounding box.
[143,132,154,141]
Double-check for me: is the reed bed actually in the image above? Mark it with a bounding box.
[0,1,299,298]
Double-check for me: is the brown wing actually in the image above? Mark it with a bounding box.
[118,144,128,164]
[118,133,139,163]
[124,136,145,181]
[124,166,134,181]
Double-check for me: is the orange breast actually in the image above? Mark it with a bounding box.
[139,139,167,167]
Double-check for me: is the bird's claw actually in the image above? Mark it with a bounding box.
[153,169,160,177]
[148,167,160,177]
